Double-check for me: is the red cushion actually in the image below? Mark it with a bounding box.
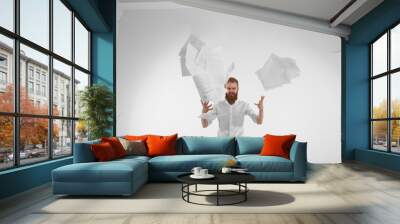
[124,135,150,141]
[91,142,117,161]
[259,134,296,159]
[146,134,178,157]
[101,137,127,158]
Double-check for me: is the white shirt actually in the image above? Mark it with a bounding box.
[199,99,258,137]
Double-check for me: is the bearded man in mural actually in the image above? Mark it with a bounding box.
[200,77,264,136]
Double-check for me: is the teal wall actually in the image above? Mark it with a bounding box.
[343,0,400,171]
[0,0,116,200]
[0,158,72,199]
[91,0,116,135]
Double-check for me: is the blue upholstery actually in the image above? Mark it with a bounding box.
[149,154,234,172]
[52,158,148,195]
[236,136,263,155]
[73,140,100,163]
[52,137,308,195]
[179,136,236,155]
[236,155,293,172]
[290,141,308,181]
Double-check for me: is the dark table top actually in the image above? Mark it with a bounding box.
[177,172,255,185]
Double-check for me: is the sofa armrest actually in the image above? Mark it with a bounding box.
[289,141,307,181]
[73,140,100,163]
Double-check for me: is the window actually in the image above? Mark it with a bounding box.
[0,1,91,170]
[0,0,14,32]
[53,59,72,117]
[28,67,34,80]
[75,18,89,70]
[370,23,400,154]
[42,85,46,97]
[35,70,40,81]
[0,53,8,89]
[36,84,40,95]
[0,55,7,67]
[53,119,72,158]
[0,116,13,170]
[28,81,34,94]
[53,0,72,60]
[20,0,49,49]
[0,72,6,84]
[74,69,89,118]
[0,34,13,113]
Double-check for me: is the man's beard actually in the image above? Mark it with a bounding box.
[225,92,238,104]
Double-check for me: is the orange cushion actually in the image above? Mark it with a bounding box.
[91,142,117,161]
[101,137,127,158]
[259,134,296,159]
[124,135,150,141]
[146,134,178,157]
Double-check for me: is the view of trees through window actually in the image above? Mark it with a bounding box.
[371,23,400,153]
[0,0,90,170]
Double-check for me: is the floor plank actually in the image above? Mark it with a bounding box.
[1,162,400,224]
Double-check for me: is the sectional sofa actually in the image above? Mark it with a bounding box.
[52,136,307,196]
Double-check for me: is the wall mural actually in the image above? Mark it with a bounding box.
[117,3,341,162]
[179,34,300,136]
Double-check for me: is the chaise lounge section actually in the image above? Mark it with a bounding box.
[52,136,307,196]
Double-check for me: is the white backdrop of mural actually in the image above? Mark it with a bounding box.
[117,2,341,163]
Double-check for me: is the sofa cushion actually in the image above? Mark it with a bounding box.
[179,136,235,155]
[149,154,235,172]
[236,137,263,155]
[118,138,147,156]
[236,155,293,172]
[260,134,296,159]
[91,142,118,161]
[53,158,147,183]
[101,137,127,158]
[147,134,178,157]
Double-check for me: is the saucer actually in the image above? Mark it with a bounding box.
[190,174,215,179]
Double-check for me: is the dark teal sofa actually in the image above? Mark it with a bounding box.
[52,136,307,196]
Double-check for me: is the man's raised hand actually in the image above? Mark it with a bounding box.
[201,100,213,113]
[254,96,265,111]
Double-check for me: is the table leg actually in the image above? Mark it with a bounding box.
[217,184,219,206]
[195,184,198,192]
[245,183,247,201]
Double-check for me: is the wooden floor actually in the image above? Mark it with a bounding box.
[1,162,400,224]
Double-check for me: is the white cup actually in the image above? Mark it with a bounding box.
[200,169,208,176]
[221,167,232,174]
[191,167,202,176]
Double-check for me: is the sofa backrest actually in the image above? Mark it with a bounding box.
[235,136,263,155]
[177,136,236,155]
[73,139,100,163]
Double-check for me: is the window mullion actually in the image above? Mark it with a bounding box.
[388,30,391,152]
[13,0,20,167]
[48,0,54,160]
[71,10,76,155]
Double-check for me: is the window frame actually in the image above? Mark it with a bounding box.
[370,20,400,154]
[0,0,92,171]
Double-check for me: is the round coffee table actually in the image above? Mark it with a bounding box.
[177,173,255,206]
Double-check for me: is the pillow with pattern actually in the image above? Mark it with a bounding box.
[118,137,147,156]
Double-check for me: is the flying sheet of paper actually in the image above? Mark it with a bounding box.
[179,35,205,77]
[181,35,234,103]
[255,53,300,91]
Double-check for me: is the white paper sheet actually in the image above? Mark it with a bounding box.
[181,35,234,102]
[256,53,300,91]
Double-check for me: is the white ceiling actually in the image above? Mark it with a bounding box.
[226,0,352,23]
[224,0,382,25]
[118,0,384,38]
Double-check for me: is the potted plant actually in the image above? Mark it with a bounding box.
[79,84,113,140]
